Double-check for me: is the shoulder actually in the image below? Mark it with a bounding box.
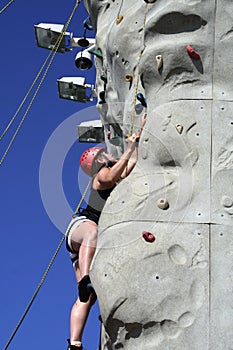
[93,167,115,190]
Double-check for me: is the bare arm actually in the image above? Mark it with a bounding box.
[120,142,138,179]
[93,114,147,189]
[120,113,147,179]
[93,134,138,190]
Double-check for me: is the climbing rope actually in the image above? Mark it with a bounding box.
[0,0,81,166]
[129,2,148,136]
[0,0,14,15]
[0,52,54,141]
[4,175,90,350]
[72,178,92,218]
[3,236,65,350]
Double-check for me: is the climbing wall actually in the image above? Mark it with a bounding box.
[84,1,233,349]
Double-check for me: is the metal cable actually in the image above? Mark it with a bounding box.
[0,51,53,141]
[0,0,14,15]
[0,0,81,165]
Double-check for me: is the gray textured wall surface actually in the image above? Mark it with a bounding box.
[84,1,233,349]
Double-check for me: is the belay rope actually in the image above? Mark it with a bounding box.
[0,0,14,15]
[129,2,148,136]
[3,177,91,350]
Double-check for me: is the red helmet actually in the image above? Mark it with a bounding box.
[80,147,105,176]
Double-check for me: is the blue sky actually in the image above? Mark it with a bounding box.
[0,1,101,349]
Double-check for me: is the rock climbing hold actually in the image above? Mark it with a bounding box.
[88,47,103,59]
[116,15,123,25]
[136,93,147,107]
[221,195,233,208]
[100,75,107,84]
[186,45,200,59]
[125,75,133,83]
[157,198,169,210]
[156,55,163,70]
[144,0,157,3]
[142,231,156,243]
[109,136,123,147]
[99,91,106,104]
[176,124,183,134]
[135,103,144,114]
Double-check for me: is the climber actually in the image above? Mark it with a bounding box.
[65,115,146,350]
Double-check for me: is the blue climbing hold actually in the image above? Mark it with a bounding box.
[137,93,147,108]
[83,17,93,31]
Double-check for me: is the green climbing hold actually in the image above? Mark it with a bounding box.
[88,47,103,59]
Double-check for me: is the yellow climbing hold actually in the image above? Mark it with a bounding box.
[156,55,163,69]
[116,15,123,25]
[125,75,133,83]
[176,124,183,134]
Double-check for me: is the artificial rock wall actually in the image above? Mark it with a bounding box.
[84,1,233,349]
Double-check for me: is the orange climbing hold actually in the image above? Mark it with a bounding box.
[142,231,156,243]
[125,75,133,83]
[186,45,200,59]
[116,15,123,25]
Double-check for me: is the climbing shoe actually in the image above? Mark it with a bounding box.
[67,339,84,349]
[78,275,97,303]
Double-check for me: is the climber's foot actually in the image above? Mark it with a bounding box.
[67,339,85,350]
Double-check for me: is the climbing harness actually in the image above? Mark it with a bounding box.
[3,175,91,350]
[156,54,163,70]
[0,0,14,15]
[0,0,81,166]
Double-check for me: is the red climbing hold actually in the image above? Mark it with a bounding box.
[186,45,200,59]
[142,231,156,243]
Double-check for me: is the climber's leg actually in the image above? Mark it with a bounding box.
[69,220,98,279]
[68,220,97,345]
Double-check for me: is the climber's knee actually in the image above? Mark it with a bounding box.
[78,275,97,303]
